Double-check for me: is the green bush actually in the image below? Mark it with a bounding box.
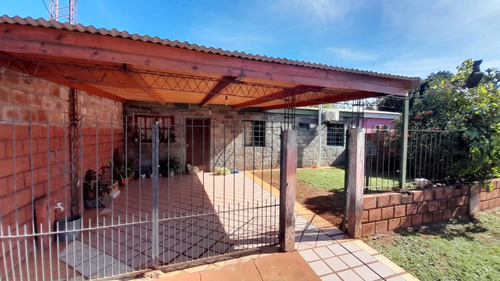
[214,167,230,175]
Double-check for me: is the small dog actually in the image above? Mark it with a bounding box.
[186,163,202,175]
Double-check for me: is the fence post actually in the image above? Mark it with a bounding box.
[347,127,365,238]
[151,123,160,269]
[279,130,297,252]
[399,96,409,189]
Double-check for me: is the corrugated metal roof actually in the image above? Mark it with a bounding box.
[0,15,418,81]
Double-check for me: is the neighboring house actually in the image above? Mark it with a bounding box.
[0,15,418,279]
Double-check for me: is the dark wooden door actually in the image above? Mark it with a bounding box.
[186,118,211,172]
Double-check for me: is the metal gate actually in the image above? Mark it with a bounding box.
[0,118,281,280]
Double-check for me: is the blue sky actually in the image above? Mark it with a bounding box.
[3,0,500,78]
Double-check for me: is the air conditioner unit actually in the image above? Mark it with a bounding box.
[321,111,340,122]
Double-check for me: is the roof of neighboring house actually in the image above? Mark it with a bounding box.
[0,15,420,109]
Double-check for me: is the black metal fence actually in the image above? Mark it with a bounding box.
[0,118,282,280]
[364,127,464,192]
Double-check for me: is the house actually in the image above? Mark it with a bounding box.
[0,15,418,279]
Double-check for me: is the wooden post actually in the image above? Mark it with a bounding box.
[347,128,365,238]
[280,130,297,252]
[399,96,410,189]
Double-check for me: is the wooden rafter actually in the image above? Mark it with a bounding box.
[199,76,237,107]
[232,85,323,109]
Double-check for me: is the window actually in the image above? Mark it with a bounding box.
[326,123,344,146]
[244,120,265,147]
[134,115,175,142]
[298,123,310,131]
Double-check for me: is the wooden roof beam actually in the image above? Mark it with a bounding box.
[232,85,323,109]
[199,76,237,107]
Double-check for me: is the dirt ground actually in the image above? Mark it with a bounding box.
[250,170,345,228]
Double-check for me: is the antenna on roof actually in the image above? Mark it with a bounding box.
[49,0,77,24]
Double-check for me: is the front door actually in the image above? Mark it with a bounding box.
[186,118,211,172]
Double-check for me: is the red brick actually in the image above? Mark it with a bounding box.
[412,190,424,202]
[382,207,394,220]
[433,211,443,222]
[428,200,439,212]
[480,192,488,201]
[423,189,433,201]
[369,209,382,222]
[377,194,390,208]
[412,214,423,227]
[452,187,462,197]
[363,196,377,210]
[401,216,412,228]
[362,210,369,223]
[362,222,375,237]
[394,205,406,217]
[447,197,457,208]
[456,196,468,206]
[418,202,428,213]
[461,185,470,196]
[439,199,448,210]
[422,212,433,224]
[388,218,401,231]
[434,188,445,200]
[375,220,388,234]
[479,202,485,211]
[390,193,401,206]
[442,209,452,220]
[401,193,413,204]
[407,203,418,215]
[443,187,453,198]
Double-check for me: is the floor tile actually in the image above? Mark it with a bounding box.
[327,244,348,256]
[353,265,380,281]
[353,251,377,264]
[313,247,335,259]
[323,257,348,272]
[320,273,342,281]
[338,254,363,267]
[339,241,362,253]
[368,262,396,278]
[337,269,363,281]
[309,260,333,276]
[299,249,321,262]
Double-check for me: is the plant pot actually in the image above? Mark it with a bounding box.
[119,177,130,186]
[56,215,81,242]
[170,171,174,177]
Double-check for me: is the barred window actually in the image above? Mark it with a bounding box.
[134,115,174,143]
[298,123,310,131]
[244,120,265,147]
[326,123,344,146]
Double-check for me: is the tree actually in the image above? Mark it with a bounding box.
[393,59,500,182]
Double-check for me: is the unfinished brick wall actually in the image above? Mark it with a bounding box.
[0,67,123,272]
[361,179,500,237]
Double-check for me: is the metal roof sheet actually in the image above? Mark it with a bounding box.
[0,15,419,82]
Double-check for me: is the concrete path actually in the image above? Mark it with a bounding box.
[152,173,418,281]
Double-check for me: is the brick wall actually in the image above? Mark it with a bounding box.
[0,67,123,272]
[361,179,500,237]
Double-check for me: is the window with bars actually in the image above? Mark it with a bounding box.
[326,123,344,146]
[134,115,175,143]
[298,122,310,131]
[244,120,266,147]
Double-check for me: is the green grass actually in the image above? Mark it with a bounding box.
[364,210,500,281]
[296,168,398,192]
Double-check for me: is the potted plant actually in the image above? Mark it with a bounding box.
[159,157,180,177]
[109,149,136,186]
[83,169,114,208]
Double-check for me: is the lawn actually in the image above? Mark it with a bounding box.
[296,167,398,192]
[364,210,500,281]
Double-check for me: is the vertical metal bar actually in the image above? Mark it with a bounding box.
[399,97,409,189]
[341,128,350,231]
[151,123,160,269]
[28,114,37,281]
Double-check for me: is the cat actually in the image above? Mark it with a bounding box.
[186,163,202,175]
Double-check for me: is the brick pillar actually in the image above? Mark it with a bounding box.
[347,128,365,238]
[280,130,297,252]
[469,183,480,217]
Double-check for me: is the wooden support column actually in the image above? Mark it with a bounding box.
[399,95,410,189]
[347,128,365,238]
[279,130,297,252]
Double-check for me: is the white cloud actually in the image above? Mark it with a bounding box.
[324,47,377,61]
